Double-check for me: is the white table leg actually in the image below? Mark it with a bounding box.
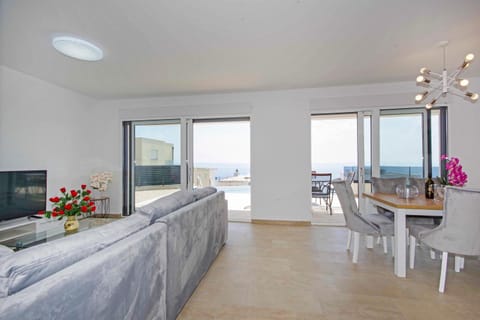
[394,210,407,277]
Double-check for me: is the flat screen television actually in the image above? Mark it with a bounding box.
[0,170,47,222]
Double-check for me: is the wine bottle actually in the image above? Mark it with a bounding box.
[425,176,435,199]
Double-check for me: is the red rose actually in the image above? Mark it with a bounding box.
[89,201,95,206]
[52,212,58,217]
[81,206,88,213]
[86,190,92,195]
[81,184,87,190]
[38,210,45,215]
[91,206,97,212]
[64,203,73,210]
[73,200,78,204]
[58,210,65,215]
[71,190,78,197]
[83,196,90,201]
[49,197,60,203]
[60,187,66,193]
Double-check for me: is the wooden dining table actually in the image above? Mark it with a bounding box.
[363,192,443,278]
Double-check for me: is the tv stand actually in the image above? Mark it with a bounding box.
[0,218,36,243]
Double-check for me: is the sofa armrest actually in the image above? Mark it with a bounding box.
[157,191,227,320]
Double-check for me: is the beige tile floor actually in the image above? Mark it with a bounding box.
[178,222,480,320]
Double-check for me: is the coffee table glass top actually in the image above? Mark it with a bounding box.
[0,218,117,251]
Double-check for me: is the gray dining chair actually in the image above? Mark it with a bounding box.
[332,179,394,263]
[409,186,480,293]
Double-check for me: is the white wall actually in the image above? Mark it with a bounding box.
[2,64,479,220]
[97,77,480,221]
[250,96,311,221]
[0,65,106,210]
[447,77,480,186]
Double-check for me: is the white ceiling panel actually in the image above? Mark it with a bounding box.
[1,0,479,98]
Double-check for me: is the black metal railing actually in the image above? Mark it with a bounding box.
[135,165,180,186]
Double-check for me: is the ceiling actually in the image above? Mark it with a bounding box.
[1,0,480,99]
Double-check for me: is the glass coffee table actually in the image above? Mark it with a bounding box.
[0,217,119,251]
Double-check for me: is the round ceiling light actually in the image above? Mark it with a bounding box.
[52,36,103,61]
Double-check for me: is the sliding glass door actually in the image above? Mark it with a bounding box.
[311,113,360,222]
[123,117,251,218]
[123,120,184,213]
[192,118,251,221]
[310,107,446,220]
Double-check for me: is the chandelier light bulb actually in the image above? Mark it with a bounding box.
[426,98,437,110]
[415,91,428,102]
[420,67,430,75]
[416,75,430,84]
[466,92,479,101]
[458,79,469,87]
[465,53,475,63]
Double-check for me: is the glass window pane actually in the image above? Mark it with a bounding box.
[380,113,424,178]
[134,122,181,207]
[311,114,357,179]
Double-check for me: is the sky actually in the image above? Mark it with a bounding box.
[193,121,250,164]
[311,112,441,167]
[135,121,250,165]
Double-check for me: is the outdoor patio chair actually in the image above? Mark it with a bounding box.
[312,173,333,214]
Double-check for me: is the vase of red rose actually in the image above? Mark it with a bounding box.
[39,184,97,233]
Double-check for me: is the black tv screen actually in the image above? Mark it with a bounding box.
[0,170,47,221]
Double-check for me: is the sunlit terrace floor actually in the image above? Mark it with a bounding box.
[136,187,350,225]
[135,187,252,222]
[311,194,346,226]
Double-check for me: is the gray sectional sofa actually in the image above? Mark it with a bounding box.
[0,187,228,320]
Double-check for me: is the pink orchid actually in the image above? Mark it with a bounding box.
[441,154,468,187]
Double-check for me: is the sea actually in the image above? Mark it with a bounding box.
[195,162,439,182]
[195,163,250,181]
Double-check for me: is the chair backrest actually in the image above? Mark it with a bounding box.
[312,173,332,197]
[425,186,480,256]
[371,176,440,196]
[371,177,406,194]
[332,179,358,218]
[345,171,355,184]
[332,179,380,236]
[408,177,425,194]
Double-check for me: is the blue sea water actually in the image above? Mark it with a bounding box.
[195,162,439,185]
[195,163,250,180]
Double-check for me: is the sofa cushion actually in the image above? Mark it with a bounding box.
[0,245,13,259]
[138,190,196,224]
[192,187,217,201]
[0,214,150,297]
